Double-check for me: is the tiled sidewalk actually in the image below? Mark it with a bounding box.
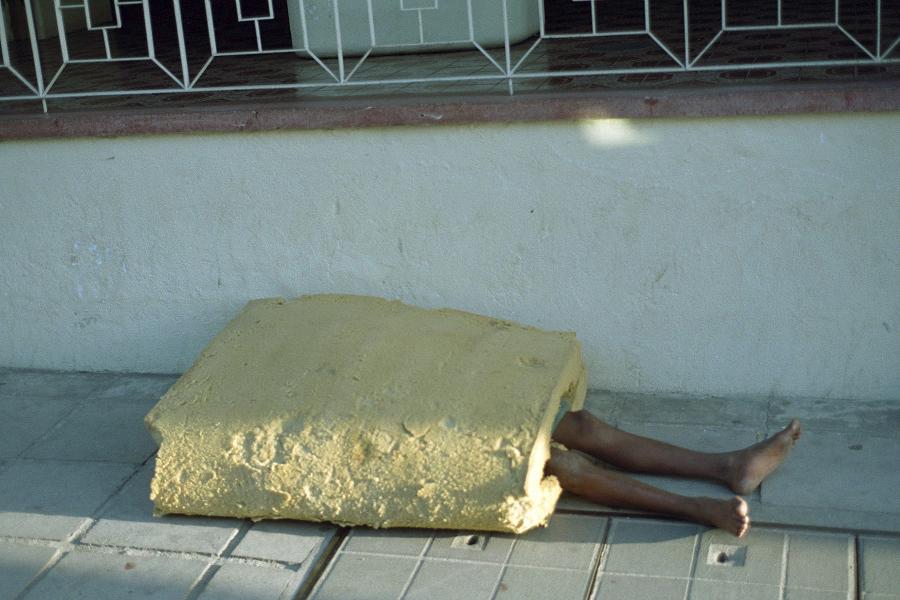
[0,369,898,599]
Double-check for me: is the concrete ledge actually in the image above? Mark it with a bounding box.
[1,80,899,140]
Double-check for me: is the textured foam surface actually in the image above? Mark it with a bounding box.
[145,295,586,533]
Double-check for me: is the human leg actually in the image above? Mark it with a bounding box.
[552,410,801,495]
[545,447,750,536]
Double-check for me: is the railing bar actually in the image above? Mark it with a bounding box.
[883,35,900,58]
[366,0,376,46]
[0,0,10,66]
[543,30,647,39]
[0,93,43,101]
[344,48,371,82]
[472,41,505,73]
[43,63,67,94]
[331,0,344,81]
[510,37,542,73]
[466,0,474,42]
[643,0,651,32]
[305,48,339,82]
[501,0,511,74]
[834,0,840,25]
[591,0,597,35]
[511,57,894,78]
[204,0,218,55]
[6,63,40,94]
[685,58,888,70]
[235,0,243,21]
[721,0,727,29]
[683,0,690,66]
[68,57,151,63]
[151,57,185,87]
[648,31,685,67]
[3,53,898,104]
[170,0,189,86]
[189,55,214,87]
[23,0,46,95]
[102,29,111,60]
[54,0,70,62]
[417,9,424,44]
[725,22,837,31]
[777,0,782,26]
[142,0,156,61]
[255,19,262,52]
[836,23,877,60]
[689,29,723,66]
[538,0,545,38]
[876,0,881,58]
[298,0,310,51]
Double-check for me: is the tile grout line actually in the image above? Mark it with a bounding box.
[682,527,701,600]
[487,535,518,599]
[183,519,253,600]
[779,532,790,600]
[300,527,353,600]
[12,457,147,597]
[397,532,435,599]
[15,399,84,459]
[583,515,613,600]
[13,517,95,600]
[291,526,349,600]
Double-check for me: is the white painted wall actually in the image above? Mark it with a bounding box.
[2,113,899,399]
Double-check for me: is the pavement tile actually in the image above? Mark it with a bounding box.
[0,371,115,401]
[614,393,768,429]
[693,528,785,584]
[0,460,135,539]
[23,397,158,464]
[82,463,239,554]
[404,559,501,598]
[687,580,781,599]
[592,574,688,600]
[197,563,296,600]
[426,529,514,563]
[0,397,74,458]
[507,513,606,570]
[497,565,592,599]
[0,541,57,599]
[342,527,430,556]
[860,536,900,595]
[784,531,853,593]
[22,549,207,599]
[230,519,337,564]
[761,432,900,514]
[89,374,178,403]
[602,518,700,578]
[311,553,418,600]
[768,397,900,438]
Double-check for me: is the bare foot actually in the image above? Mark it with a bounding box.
[691,496,750,537]
[728,420,802,495]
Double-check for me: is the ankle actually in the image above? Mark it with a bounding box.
[717,452,741,485]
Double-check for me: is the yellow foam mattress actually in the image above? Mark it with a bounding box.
[145,294,586,533]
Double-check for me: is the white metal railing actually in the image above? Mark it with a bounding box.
[1,0,897,112]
